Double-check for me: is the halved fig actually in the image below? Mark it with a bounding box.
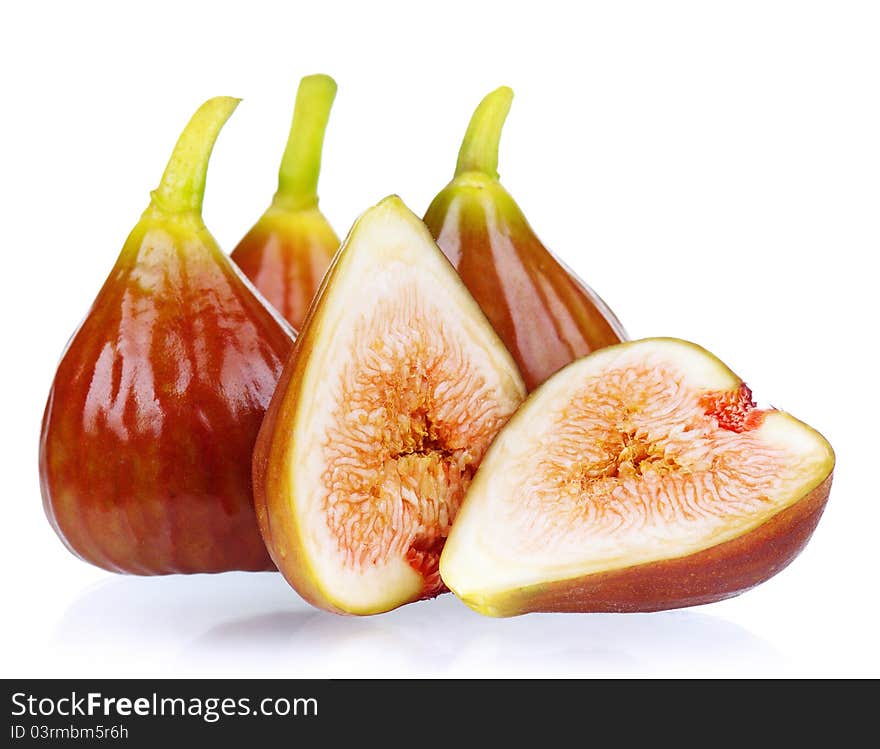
[253,196,526,615]
[440,338,834,616]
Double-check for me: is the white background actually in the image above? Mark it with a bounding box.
[2,1,878,677]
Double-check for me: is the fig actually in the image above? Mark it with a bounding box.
[253,196,526,615]
[440,338,834,616]
[424,86,626,391]
[39,97,295,574]
[231,74,339,329]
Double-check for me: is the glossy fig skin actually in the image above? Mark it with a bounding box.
[467,473,832,617]
[231,205,338,329]
[40,212,294,574]
[425,175,625,390]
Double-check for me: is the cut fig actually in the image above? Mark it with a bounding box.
[253,195,526,615]
[440,338,834,616]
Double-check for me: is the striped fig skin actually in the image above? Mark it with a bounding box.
[425,179,625,391]
[39,217,294,574]
[231,208,338,330]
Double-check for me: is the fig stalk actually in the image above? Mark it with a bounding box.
[454,85,513,181]
[275,74,337,212]
[149,96,240,216]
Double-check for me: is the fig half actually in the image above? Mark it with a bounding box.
[253,196,526,615]
[440,338,834,616]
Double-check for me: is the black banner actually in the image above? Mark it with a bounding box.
[2,679,865,744]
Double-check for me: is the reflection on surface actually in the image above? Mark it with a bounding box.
[56,572,783,677]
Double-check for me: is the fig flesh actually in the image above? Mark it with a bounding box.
[253,196,526,615]
[232,74,340,329]
[424,86,626,391]
[39,98,295,574]
[440,338,834,615]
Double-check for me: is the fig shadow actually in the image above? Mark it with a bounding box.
[184,589,785,677]
[53,572,312,675]
[55,573,784,677]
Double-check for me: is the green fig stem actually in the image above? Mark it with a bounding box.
[454,86,513,181]
[275,74,337,211]
[149,96,240,216]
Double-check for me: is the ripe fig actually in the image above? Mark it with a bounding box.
[39,97,295,574]
[424,86,626,391]
[440,338,834,616]
[231,74,339,329]
[253,196,526,615]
